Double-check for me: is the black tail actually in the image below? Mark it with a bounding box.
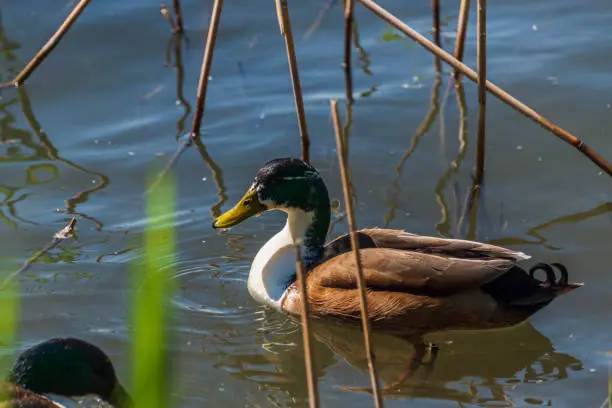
[482,262,582,309]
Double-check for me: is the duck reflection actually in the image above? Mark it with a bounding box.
[248,315,582,406]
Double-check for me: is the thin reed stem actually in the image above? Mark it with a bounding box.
[275,0,310,163]
[294,245,320,408]
[0,0,92,88]
[344,0,355,104]
[475,0,486,185]
[357,0,612,177]
[1,218,77,290]
[190,0,223,143]
[172,0,184,34]
[431,0,441,72]
[330,99,384,408]
[466,183,482,240]
[160,4,177,32]
[453,0,470,80]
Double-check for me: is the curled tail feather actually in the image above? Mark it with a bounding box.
[528,262,583,294]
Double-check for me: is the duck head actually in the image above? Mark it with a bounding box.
[6,337,132,408]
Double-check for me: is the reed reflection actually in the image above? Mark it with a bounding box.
[385,73,442,227]
[435,82,468,237]
[153,24,228,218]
[0,14,111,232]
[164,30,191,141]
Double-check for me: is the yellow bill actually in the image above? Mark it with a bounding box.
[212,189,264,229]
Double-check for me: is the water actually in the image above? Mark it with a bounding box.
[0,0,611,406]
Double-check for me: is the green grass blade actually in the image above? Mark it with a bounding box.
[132,175,178,408]
[0,272,19,376]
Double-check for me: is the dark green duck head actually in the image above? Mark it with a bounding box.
[213,158,331,266]
[6,338,131,408]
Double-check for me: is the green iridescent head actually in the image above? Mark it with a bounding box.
[212,158,331,230]
[7,338,132,407]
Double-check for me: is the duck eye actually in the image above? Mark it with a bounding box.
[243,199,251,206]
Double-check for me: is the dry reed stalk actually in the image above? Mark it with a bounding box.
[330,99,384,408]
[275,0,310,163]
[160,4,177,32]
[148,0,223,193]
[0,0,92,88]
[189,0,223,143]
[0,218,77,290]
[431,0,441,72]
[294,245,320,408]
[466,184,482,240]
[453,0,470,80]
[344,0,355,103]
[172,0,184,34]
[474,0,486,185]
[357,0,612,177]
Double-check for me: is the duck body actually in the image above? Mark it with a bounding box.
[281,229,581,333]
[213,158,582,335]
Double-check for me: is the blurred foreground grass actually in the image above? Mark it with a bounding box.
[0,272,18,376]
[132,174,178,408]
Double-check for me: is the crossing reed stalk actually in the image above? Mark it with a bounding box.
[331,99,384,408]
[344,0,355,103]
[432,0,441,72]
[357,0,612,177]
[453,0,470,80]
[295,245,320,408]
[275,0,311,163]
[189,0,223,143]
[0,0,92,88]
[475,0,487,185]
[172,0,184,34]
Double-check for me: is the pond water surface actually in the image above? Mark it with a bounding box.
[0,0,611,407]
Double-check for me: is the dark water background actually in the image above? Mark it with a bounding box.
[0,0,611,406]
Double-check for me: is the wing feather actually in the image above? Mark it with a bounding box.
[313,247,514,296]
[359,228,530,261]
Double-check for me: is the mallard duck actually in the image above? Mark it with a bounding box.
[213,158,582,333]
[3,337,131,408]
